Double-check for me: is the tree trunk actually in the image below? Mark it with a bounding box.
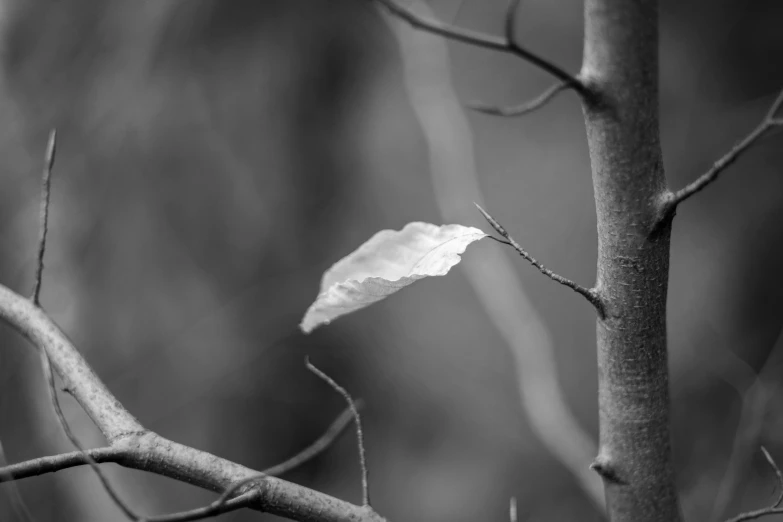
[581,0,682,520]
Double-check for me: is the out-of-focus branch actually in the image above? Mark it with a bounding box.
[385,4,605,512]
[476,204,604,316]
[469,81,570,117]
[372,0,587,95]
[661,89,783,219]
[724,447,783,522]
[503,0,523,52]
[509,497,518,522]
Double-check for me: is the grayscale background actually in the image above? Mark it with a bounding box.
[0,1,781,521]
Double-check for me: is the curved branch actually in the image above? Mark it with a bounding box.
[724,447,783,522]
[372,0,586,93]
[306,359,370,507]
[0,404,362,522]
[469,81,570,117]
[0,403,359,484]
[0,283,385,522]
[143,492,256,522]
[262,402,360,477]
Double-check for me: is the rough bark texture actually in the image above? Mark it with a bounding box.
[580,0,682,520]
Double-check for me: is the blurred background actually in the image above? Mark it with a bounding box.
[0,0,782,521]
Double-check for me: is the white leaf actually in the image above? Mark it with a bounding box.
[300,222,487,333]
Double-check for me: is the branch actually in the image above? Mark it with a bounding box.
[30,129,140,520]
[388,6,604,509]
[0,403,358,483]
[1,134,385,522]
[142,363,373,522]
[724,447,783,522]
[0,404,361,522]
[372,0,586,94]
[664,88,783,213]
[475,203,605,316]
[39,350,140,520]
[503,0,523,52]
[143,492,256,522]
[0,283,384,522]
[140,403,361,522]
[263,402,361,477]
[306,358,370,507]
[0,447,127,482]
[468,80,570,117]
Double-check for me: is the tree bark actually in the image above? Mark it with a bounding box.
[580,0,682,520]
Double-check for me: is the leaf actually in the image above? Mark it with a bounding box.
[300,222,487,333]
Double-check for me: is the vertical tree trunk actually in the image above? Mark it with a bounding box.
[581,0,682,520]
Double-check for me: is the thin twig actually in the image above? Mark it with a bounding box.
[306,358,370,507]
[0,439,34,522]
[263,402,361,477]
[29,131,140,520]
[469,80,570,117]
[40,351,140,520]
[143,400,363,522]
[372,0,585,93]
[0,447,126,482]
[143,481,262,522]
[725,506,783,522]
[667,88,783,210]
[761,446,783,508]
[32,129,56,306]
[724,447,783,522]
[474,203,605,316]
